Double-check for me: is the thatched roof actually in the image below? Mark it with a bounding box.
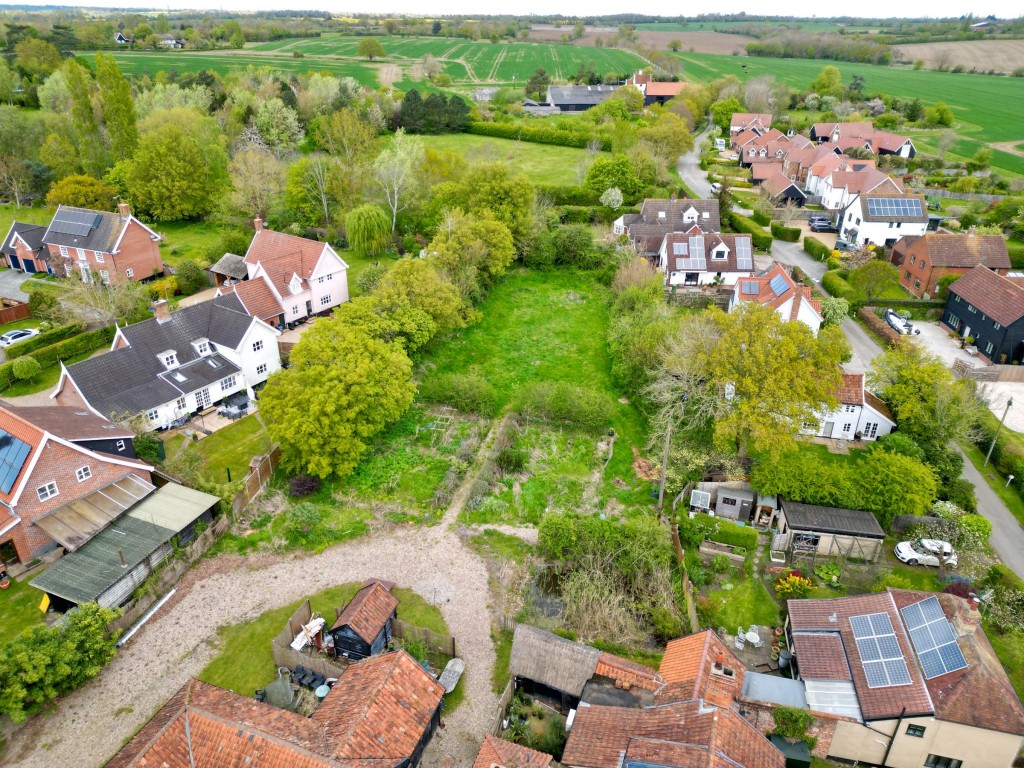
[510,625,600,698]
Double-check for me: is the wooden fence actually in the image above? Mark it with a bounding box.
[664,288,732,310]
[231,445,281,516]
[962,363,1024,383]
[393,618,457,659]
[0,298,29,326]
[489,679,515,736]
[671,523,700,634]
[271,600,349,683]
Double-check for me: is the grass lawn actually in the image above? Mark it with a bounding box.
[0,317,42,335]
[422,268,648,509]
[0,204,53,240]
[960,441,1024,530]
[198,582,449,695]
[0,575,46,645]
[0,349,94,397]
[703,577,781,631]
[985,624,1024,701]
[189,414,272,484]
[414,133,594,186]
[155,220,237,268]
[468,529,535,563]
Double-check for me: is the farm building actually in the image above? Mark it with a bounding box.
[545,85,618,112]
[892,233,1012,299]
[328,578,399,660]
[30,483,219,610]
[942,264,1024,364]
[774,499,885,564]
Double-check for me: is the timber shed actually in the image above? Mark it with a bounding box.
[31,483,219,610]
[509,624,600,710]
[776,499,885,564]
[328,578,398,660]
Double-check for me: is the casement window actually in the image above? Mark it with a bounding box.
[865,423,879,439]
[842,423,852,432]
[163,353,178,368]
[947,314,961,330]
[59,245,69,257]
[37,481,59,502]
[986,342,994,356]
[905,271,912,280]
[994,321,1002,330]
[76,248,86,260]
[253,339,264,352]
[910,255,916,265]
[147,408,160,422]
[95,252,104,263]
[257,363,268,376]
[914,279,921,290]
[320,295,331,306]
[175,396,187,411]
[905,724,925,737]
[292,305,299,314]
[220,375,238,391]
[195,341,209,355]
[116,440,126,451]
[76,466,92,482]
[721,497,737,506]
[844,404,856,413]
[967,304,977,314]
[125,268,134,278]
[924,756,961,768]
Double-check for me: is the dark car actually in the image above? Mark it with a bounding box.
[809,221,838,233]
[835,239,857,252]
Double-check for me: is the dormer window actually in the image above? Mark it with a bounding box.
[289,275,302,294]
[712,248,728,260]
[160,351,178,369]
[193,339,210,356]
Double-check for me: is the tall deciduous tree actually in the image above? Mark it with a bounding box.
[438,162,535,247]
[357,38,386,60]
[286,154,341,229]
[61,273,150,325]
[373,129,424,232]
[260,321,415,478]
[95,52,137,160]
[848,260,899,301]
[345,204,392,255]
[314,107,375,209]
[229,146,285,217]
[65,61,107,176]
[45,174,117,210]
[373,258,471,349]
[428,211,516,301]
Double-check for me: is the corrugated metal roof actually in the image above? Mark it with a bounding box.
[33,474,155,551]
[31,483,218,604]
[741,670,808,709]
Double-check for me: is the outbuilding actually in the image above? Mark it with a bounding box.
[328,578,399,661]
[775,498,885,564]
[715,487,754,521]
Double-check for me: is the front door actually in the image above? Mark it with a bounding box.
[305,300,313,316]
[822,421,834,436]
[196,388,211,409]
[79,264,90,283]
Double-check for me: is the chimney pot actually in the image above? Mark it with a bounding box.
[254,216,264,232]
[153,299,170,323]
[118,201,131,218]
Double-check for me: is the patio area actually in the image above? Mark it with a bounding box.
[717,624,787,674]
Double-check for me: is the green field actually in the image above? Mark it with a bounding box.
[416,133,592,185]
[249,35,647,83]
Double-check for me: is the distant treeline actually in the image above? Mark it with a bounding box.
[746,33,892,65]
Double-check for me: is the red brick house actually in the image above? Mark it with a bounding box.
[0,222,50,273]
[892,233,1011,298]
[41,203,162,285]
[0,404,150,569]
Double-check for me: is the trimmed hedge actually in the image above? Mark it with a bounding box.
[0,326,116,391]
[683,515,759,550]
[770,222,801,242]
[826,257,843,271]
[5,323,85,359]
[467,121,612,151]
[558,205,636,225]
[856,307,903,346]
[851,298,944,312]
[727,211,773,252]
[535,185,601,206]
[803,236,832,261]
[750,210,771,227]
[821,270,856,301]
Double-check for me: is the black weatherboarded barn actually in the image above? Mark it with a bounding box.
[328,578,399,661]
[942,264,1024,364]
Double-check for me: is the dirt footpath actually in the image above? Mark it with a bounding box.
[3,525,498,768]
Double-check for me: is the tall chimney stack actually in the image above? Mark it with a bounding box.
[254,216,264,232]
[118,201,131,218]
[153,299,171,324]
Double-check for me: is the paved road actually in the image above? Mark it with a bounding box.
[0,269,33,301]
[957,446,1024,578]
[677,127,712,198]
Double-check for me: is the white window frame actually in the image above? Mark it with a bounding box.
[163,353,178,368]
[99,270,110,284]
[842,423,852,433]
[116,440,126,451]
[76,247,86,260]
[37,481,59,502]
[257,363,268,376]
[320,294,331,306]
[125,268,134,278]
[58,245,69,258]
[147,408,159,422]
[95,252,104,263]
[220,375,237,391]
[175,396,187,412]
[76,466,92,482]
[253,339,264,352]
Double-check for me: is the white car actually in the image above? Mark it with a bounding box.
[709,182,722,195]
[895,538,958,568]
[0,328,40,348]
[884,309,921,336]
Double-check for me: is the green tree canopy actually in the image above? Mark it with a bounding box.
[848,260,899,301]
[260,321,415,479]
[346,204,392,256]
[45,174,117,210]
[437,162,535,247]
[357,38,386,60]
[174,259,208,296]
[427,212,516,301]
[585,155,643,198]
[709,97,743,133]
[809,65,843,97]
[95,52,137,161]
[373,257,471,348]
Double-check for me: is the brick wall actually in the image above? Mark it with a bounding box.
[111,220,162,284]
[739,698,839,759]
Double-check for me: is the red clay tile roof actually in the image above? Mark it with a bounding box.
[829,169,902,195]
[330,580,399,643]
[658,630,744,703]
[837,373,865,406]
[900,233,1011,270]
[313,650,443,762]
[732,129,760,147]
[788,592,934,720]
[645,81,685,97]
[871,131,913,153]
[731,113,773,132]
[949,264,1024,326]
[751,163,780,181]
[762,171,806,198]
[888,589,1024,736]
[815,121,874,140]
[792,633,852,681]
[474,735,552,768]
[244,228,329,295]
[4,405,133,440]
[595,652,664,692]
[222,276,284,322]
[563,699,783,768]
[734,265,822,328]
[864,391,894,422]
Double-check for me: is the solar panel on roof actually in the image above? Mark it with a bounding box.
[735,237,753,270]
[769,274,790,297]
[866,197,923,218]
[50,210,101,238]
[0,429,31,495]
[741,280,759,295]
[851,612,912,688]
[900,596,968,679]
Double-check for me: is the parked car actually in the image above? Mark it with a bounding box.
[895,538,958,568]
[0,328,40,348]
[808,216,831,225]
[834,239,857,251]
[884,308,921,336]
[810,221,838,233]
[709,182,722,195]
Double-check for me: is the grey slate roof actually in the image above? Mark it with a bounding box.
[41,205,128,253]
[1,222,46,255]
[207,252,248,280]
[64,293,255,418]
[547,85,618,106]
[781,499,885,538]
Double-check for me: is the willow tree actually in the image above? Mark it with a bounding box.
[345,203,391,256]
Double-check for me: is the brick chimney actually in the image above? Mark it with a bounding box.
[254,216,264,232]
[152,300,171,324]
[118,201,131,218]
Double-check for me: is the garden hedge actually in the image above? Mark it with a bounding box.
[557,205,636,225]
[821,270,856,301]
[727,211,773,252]
[851,298,944,312]
[467,121,612,151]
[856,307,903,346]
[535,185,601,206]
[684,515,759,550]
[750,210,771,227]
[770,222,801,242]
[802,236,832,261]
[0,325,116,391]
[4,323,85,359]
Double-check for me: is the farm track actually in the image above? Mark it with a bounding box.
[486,48,507,82]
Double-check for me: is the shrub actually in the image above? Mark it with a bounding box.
[751,210,771,226]
[535,185,601,206]
[27,290,61,322]
[515,382,614,433]
[856,306,903,345]
[174,259,208,296]
[355,262,390,294]
[770,222,801,242]
[288,475,321,497]
[727,211,773,251]
[826,256,843,271]
[651,606,685,643]
[871,572,915,592]
[942,582,973,599]
[681,515,759,550]
[774,572,813,600]
[772,705,815,745]
[468,121,611,151]
[12,357,40,382]
[821,270,856,301]
[710,554,731,573]
[146,276,179,301]
[803,235,832,260]
[4,322,84,359]
[496,445,528,474]
[420,373,498,416]
[940,478,977,512]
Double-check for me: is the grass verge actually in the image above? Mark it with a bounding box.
[960,441,1024,530]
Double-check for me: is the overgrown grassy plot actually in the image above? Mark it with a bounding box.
[198,582,448,696]
[0,576,45,645]
[421,268,649,511]
[414,133,593,186]
[100,51,382,85]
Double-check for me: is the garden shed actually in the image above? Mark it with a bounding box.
[328,578,398,661]
[715,487,754,521]
[775,499,885,565]
[30,483,219,610]
[509,624,600,711]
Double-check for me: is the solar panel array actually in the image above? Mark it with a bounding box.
[850,612,913,688]
[769,274,790,297]
[741,280,759,295]
[49,210,101,237]
[673,236,706,271]
[866,197,924,218]
[734,237,753,270]
[901,596,968,680]
[0,429,31,495]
